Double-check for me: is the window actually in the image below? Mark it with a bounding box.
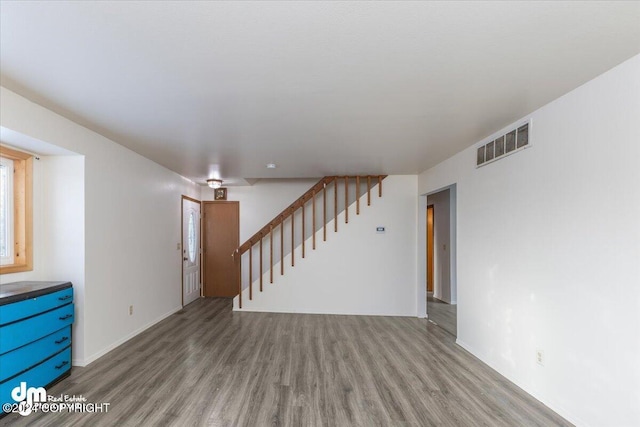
[188,212,196,263]
[0,157,14,265]
[0,146,33,274]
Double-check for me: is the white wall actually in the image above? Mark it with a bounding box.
[40,156,86,363]
[201,179,319,243]
[1,87,200,366]
[202,178,377,287]
[418,55,640,427]
[235,175,418,316]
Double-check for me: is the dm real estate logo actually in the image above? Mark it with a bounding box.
[3,382,110,417]
[5,382,46,416]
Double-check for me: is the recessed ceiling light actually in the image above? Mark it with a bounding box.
[266,163,277,169]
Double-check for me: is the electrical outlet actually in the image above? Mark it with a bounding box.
[536,350,544,366]
[129,305,133,316]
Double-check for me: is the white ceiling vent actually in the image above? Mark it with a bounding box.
[476,120,531,167]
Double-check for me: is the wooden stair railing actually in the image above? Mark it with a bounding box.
[234,175,387,308]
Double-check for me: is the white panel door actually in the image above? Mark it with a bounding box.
[182,198,201,306]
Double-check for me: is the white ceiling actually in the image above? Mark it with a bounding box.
[1,1,639,185]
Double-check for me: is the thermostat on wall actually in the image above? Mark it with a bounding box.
[376,226,385,233]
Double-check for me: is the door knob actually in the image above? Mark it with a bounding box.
[183,257,188,261]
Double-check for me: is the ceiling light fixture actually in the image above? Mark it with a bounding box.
[207,179,223,189]
[266,163,277,169]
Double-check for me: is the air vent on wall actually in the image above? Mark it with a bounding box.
[476,121,531,167]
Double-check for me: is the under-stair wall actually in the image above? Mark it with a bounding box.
[201,178,318,244]
[233,175,418,316]
[234,177,380,290]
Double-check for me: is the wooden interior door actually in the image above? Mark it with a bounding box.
[427,205,434,293]
[203,201,239,297]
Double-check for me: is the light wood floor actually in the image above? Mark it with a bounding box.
[1,298,570,427]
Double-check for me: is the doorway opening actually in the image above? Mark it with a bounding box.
[427,204,434,293]
[182,196,202,307]
[426,186,457,337]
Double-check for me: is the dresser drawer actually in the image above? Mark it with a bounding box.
[0,287,73,326]
[0,304,74,355]
[0,346,71,406]
[0,326,71,383]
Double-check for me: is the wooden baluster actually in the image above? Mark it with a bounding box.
[291,210,295,267]
[345,176,349,223]
[270,225,273,283]
[237,253,242,309]
[334,178,338,232]
[280,218,284,275]
[312,189,316,249]
[356,176,360,215]
[259,236,263,292]
[367,176,371,206]
[302,203,305,258]
[249,243,253,300]
[323,182,327,241]
[379,175,382,197]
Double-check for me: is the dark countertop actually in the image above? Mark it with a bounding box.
[0,281,73,306]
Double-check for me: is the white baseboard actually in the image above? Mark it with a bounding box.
[235,306,414,317]
[73,305,182,367]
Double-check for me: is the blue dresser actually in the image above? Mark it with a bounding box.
[0,281,74,409]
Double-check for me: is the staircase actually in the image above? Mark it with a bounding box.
[232,175,387,308]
